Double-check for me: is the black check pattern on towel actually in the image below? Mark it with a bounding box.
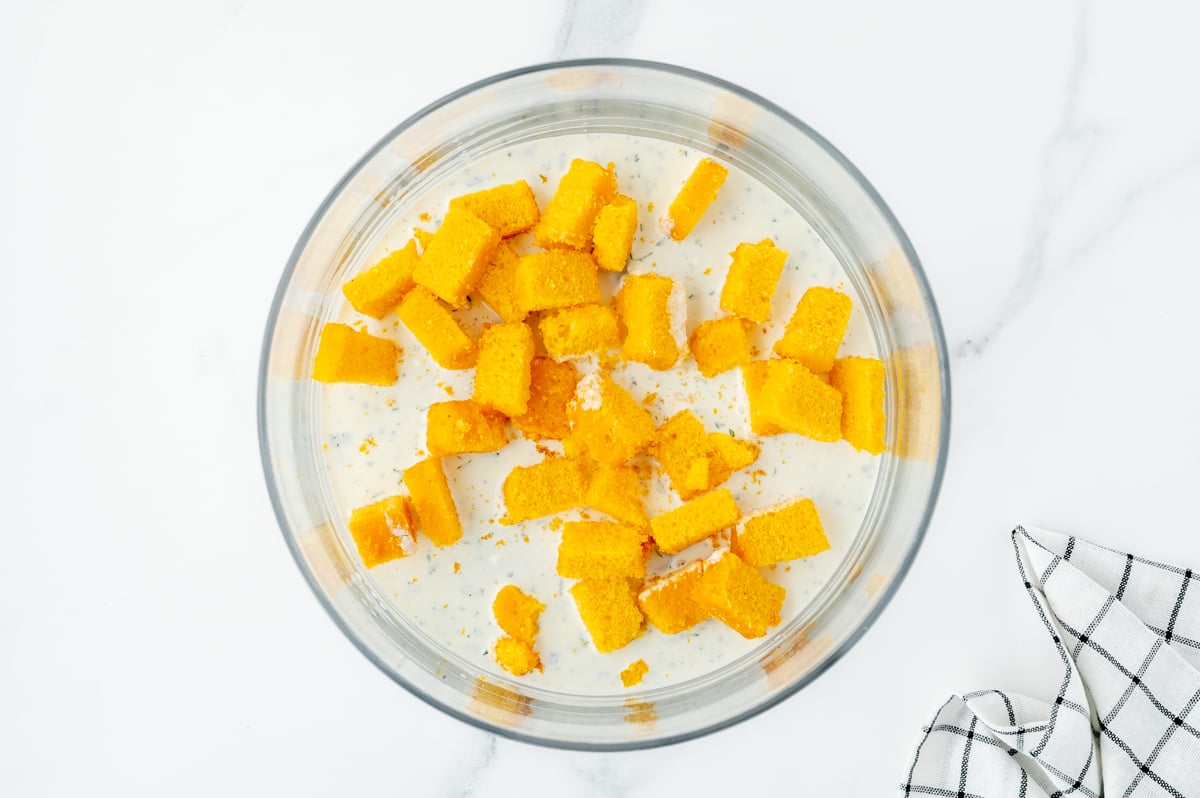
[901,526,1200,797]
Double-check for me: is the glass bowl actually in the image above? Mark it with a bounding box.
[258,59,950,749]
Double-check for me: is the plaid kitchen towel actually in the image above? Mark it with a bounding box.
[902,526,1200,797]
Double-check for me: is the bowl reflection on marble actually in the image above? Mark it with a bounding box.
[258,59,950,749]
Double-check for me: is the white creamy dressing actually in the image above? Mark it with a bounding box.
[320,133,881,694]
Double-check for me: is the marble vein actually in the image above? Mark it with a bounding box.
[553,0,648,59]
[447,733,496,798]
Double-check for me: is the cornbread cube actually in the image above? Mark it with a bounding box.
[707,433,760,489]
[412,207,500,307]
[347,495,416,568]
[829,356,886,454]
[759,358,843,442]
[741,361,784,436]
[494,637,541,677]
[615,273,685,370]
[511,357,578,441]
[449,180,540,238]
[693,550,785,638]
[567,373,656,467]
[591,194,638,272]
[473,322,535,417]
[397,286,476,370]
[719,239,788,323]
[401,456,462,546]
[342,239,418,319]
[637,560,709,634]
[584,465,648,527]
[732,498,829,567]
[538,304,621,361]
[426,400,508,457]
[689,316,752,378]
[493,584,545,647]
[312,323,400,385]
[653,410,715,500]
[662,157,728,241]
[412,228,435,251]
[501,455,589,524]
[513,250,601,315]
[557,521,650,580]
[649,488,740,555]
[475,241,526,323]
[684,458,710,495]
[773,286,852,373]
[620,659,649,688]
[570,578,645,653]
[534,159,617,250]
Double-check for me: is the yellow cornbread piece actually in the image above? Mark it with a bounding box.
[693,550,785,639]
[719,239,788,323]
[649,488,740,555]
[689,316,752,378]
[474,241,526,323]
[413,228,435,251]
[557,521,650,581]
[615,273,685,370]
[620,659,649,688]
[473,322,535,417]
[653,410,715,500]
[512,357,578,441]
[493,584,545,647]
[534,158,617,250]
[347,495,416,568]
[591,193,638,272]
[662,157,728,241]
[637,560,709,634]
[773,286,852,373]
[684,458,710,494]
[312,323,400,385]
[732,498,829,566]
[570,578,645,653]
[342,239,418,319]
[513,250,602,315]
[397,286,477,370]
[707,432,760,488]
[449,180,540,238]
[567,373,656,467]
[584,465,649,527]
[538,304,621,361]
[741,361,784,436]
[501,455,589,524]
[426,400,508,457]
[412,207,500,307]
[758,358,843,442]
[401,456,462,547]
[829,356,886,454]
[494,636,541,676]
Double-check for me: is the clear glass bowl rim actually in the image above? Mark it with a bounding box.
[257,57,952,750]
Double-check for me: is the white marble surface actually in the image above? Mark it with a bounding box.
[4,0,1200,794]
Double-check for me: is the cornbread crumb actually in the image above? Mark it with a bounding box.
[342,239,419,318]
[397,286,477,370]
[637,560,710,634]
[412,207,500,307]
[514,250,602,315]
[502,455,589,524]
[401,456,462,547]
[689,316,752,377]
[538,304,621,361]
[449,180,540,238]
[719,239,788,323]
[473,322,535,417]
[732,497,829,566]
[585,465,648,527]
[592,193,638,272]
[493,584,545,647]
[693,550,785,638]
[649,488,740,555]
[312,323,400,385]
[570,578,645,653]
[494,636,541,676]
[347,495,416,567]
[567,373,656,467]
[662,158,728,241]
[534,158,617,250]
[426,400,508,457]
[620,659,649,688]
[773,286,852,373]
[557,521,650,580]
[829,356,886,454]
[512,357,578,441]
[759,358,843,442]
[475,241,526,323]
[615,273,685,370]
